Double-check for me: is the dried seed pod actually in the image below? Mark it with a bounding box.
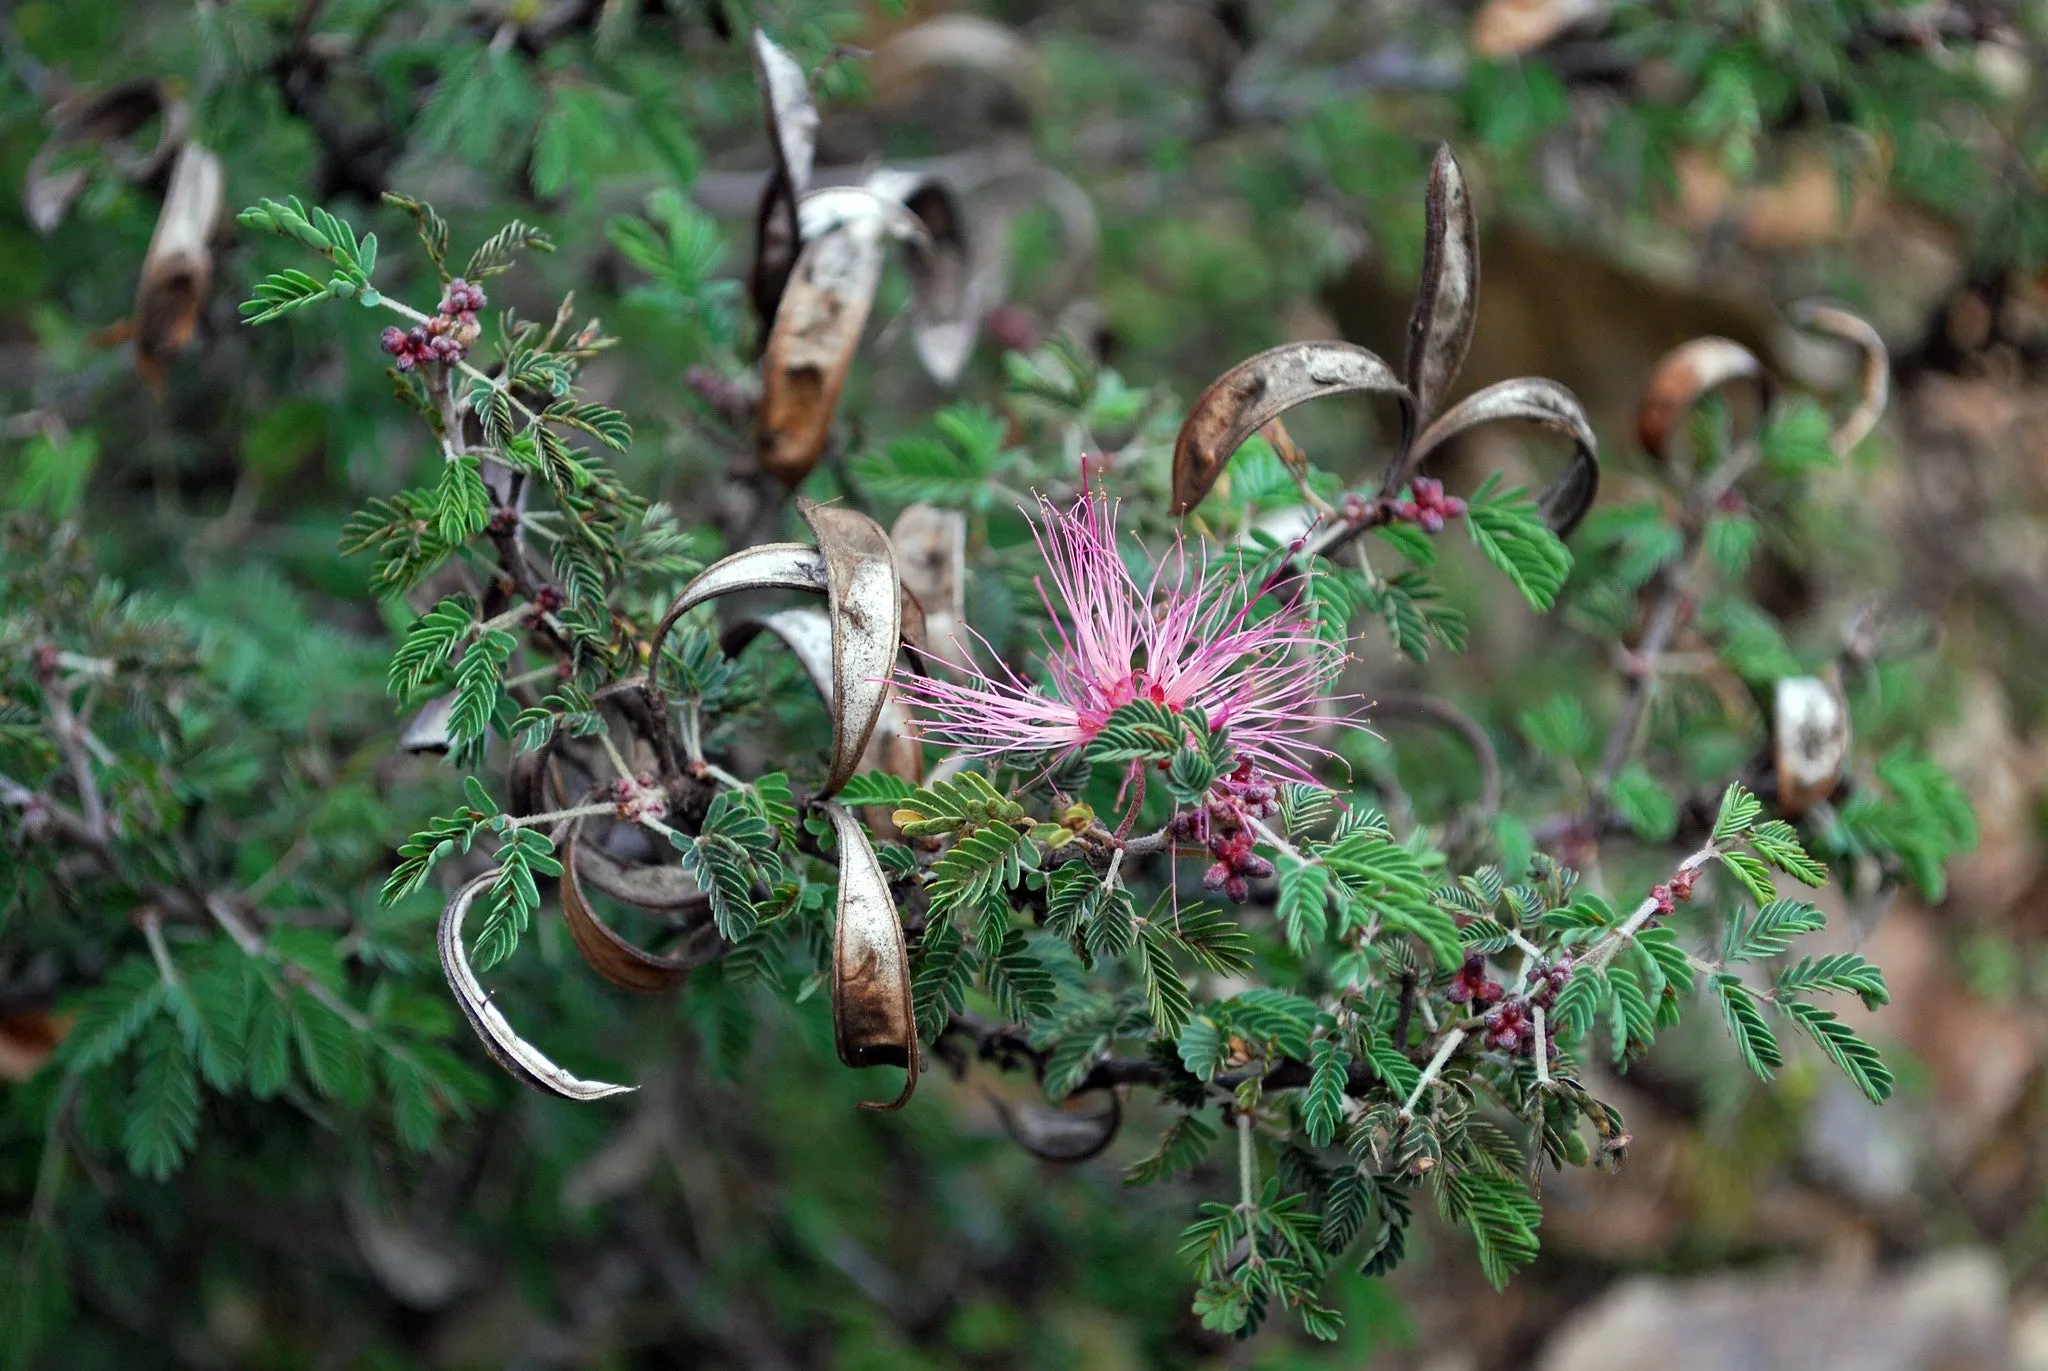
[1404,144,1479,432]
[753,29,818,197]
[747,29,819,333]
[439,873,634,1102]
[639,505,916,1106]
[646,541,829,666]
[821,800,919,1110]
[758,217,887,487]
[798,500,904,797]
[1171,341,1414,515]
[891,503,967,670]
[559,826,704,994]
[1788,301,1889,456]
[870,13,1044,113]
[135,142,224,380]
[399,694,455,754]
[1774,674,1850,816]
[1636,336,1772,461]
[986,1089,1121,1163]
[1472,0,1610,58]
[23,80,189,234]
[1397,376,1601,538]
[573,841,709,916]
[723,608,922,789]
[867,170,978,385]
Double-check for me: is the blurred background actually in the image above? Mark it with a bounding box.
[2,1,2047,1367]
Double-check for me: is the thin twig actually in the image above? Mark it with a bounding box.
[1398,1027,1466,1121]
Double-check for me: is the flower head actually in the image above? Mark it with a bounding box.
[893,493,1354,785]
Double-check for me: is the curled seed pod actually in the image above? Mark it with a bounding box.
[822,800,919,1110]
[759,220,887,486]
[439,873,634,1102]
[986,1088,1122,1163]
[574,841,710,916]
[798,499,905,798]
[747,29,818,333]
[1396,376,1601,538]
[639,504,916,1105]
[867,170,980,385]
[1171,341,1414,516]
[134,142,224,381]
[1636,336,1773,462]
[559,826,707,994]
[1788,300,1889,456]
[23,80,189,234]
[1404,144,1479,433]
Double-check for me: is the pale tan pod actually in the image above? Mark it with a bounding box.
[798,499,904,798]
[637,505,916,1106]
[867,169,979,385]
[439,873,635,1102]
[1396,376,1601,538]
[891,504,968,670]
[1775,674,1850,816]
[23,80,189,234]
[135,142,224,379]
[747,29,819,330]
[821,800,919,1110]
[1787,301,1889,456]
[1636,336,1770,461]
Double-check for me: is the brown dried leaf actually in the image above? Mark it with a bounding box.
[560,827,702,994]
[135,142,223,380]
[23,80,188,235]
[1789,301,1889,455]
[1636,336,1769,460]
[1399,376,1601,537]
[1404,144,1479,431]
[799,501,903,798]
[0,1008,68,1083]
[759,221,886,487]
[821,800,918,1110]
[1171,341,1413,515]
[439,873,635,1101]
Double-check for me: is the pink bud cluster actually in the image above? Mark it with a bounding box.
[1458,955,1574,1056]
[1391,477,1468,533]
[612,773,668,825]
[1444,953,1505,1007]
[1167,759,1279,903]
[1648,865,1698,920]
[380,278,487,371]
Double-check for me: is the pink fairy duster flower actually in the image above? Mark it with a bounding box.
[892,493,1356,786]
